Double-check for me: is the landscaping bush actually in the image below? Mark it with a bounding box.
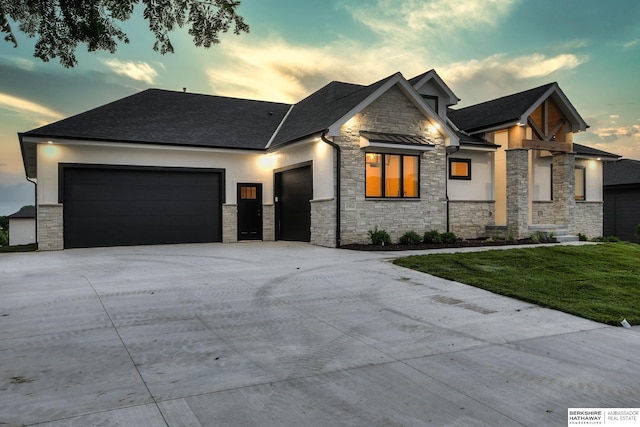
[592,236,621,242]
[529,231,547,243]
[423,230,442,244]
[578,233,588,241]
[399,231,422,245]
[440,231,459,244]
[368,226,391,246]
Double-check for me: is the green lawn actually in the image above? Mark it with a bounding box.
[393,243,640,326]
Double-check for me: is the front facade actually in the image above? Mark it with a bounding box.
[19,71,618,250]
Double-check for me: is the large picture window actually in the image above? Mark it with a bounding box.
[365,153,419,198]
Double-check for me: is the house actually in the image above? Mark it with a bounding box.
[18,70,619,250]
[603,159,640,241]
[7,205,36,246]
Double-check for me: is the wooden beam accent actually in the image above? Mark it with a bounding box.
[527,117,545,140]
[549,119,566,139]
[522,139,572,152]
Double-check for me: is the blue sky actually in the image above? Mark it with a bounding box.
[1,0,639,215]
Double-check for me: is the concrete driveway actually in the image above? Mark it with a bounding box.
[1,242,638,426]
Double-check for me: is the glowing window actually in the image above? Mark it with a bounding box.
[449,158,471,180]
[365,153,419,198]
[575,167,586,201]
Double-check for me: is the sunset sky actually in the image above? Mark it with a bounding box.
[1,0,639,215]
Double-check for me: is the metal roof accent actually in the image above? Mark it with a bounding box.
[360,131,435,147]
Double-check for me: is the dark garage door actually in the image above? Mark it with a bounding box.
[604,186,639,242]
[63,166,222,248]
[275,165,312,242]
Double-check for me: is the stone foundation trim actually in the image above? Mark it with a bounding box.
[222,204,237,243]
[573,201,603,238]
[311,198,337,248]
[448,200,496,239]
[37,204,64,251]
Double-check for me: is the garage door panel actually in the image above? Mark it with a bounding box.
[63,167,222,248]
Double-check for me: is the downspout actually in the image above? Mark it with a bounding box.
[26,176,37,246]
[321,131,341,248]
[445,145,460,233]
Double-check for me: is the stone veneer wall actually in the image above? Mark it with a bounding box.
[448,201,495,239]
[532,201,555,224]
[38,204,63,250]
[573,201,603,238]
[311,198,336,247]
[552,152,576,230]
[337,86,447,245]
[262,204,275,242]
[222,204,237,243]
[506,149,529,239]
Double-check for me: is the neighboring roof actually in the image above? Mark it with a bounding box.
[8,206,35,219]
[604,158,640,186]
[573,143,620,159]
[21,89,291,150]
[448,83,556,133]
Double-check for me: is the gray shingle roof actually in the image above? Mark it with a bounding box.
[270,74,397,147]
[23,89,291,150]
[574,143,620,159]
[604,158,640,186]
[448,83,556,133]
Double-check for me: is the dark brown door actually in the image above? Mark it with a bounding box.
[237,183,262,240]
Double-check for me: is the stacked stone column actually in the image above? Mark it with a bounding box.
[506,149,529,239]
[552,152,576,229]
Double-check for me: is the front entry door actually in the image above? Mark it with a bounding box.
[237,183,263,240]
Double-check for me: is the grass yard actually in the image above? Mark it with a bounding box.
[393,243,640,326]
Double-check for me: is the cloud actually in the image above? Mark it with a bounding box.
[100,59,159,84]
[623,39,638,49]
[439,53,586,105]
[576,121,640,160]
[207,37,419,103]
[343,0,517,43]
[0,93,64,123]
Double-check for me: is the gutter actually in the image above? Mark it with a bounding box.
[321,131,341,248]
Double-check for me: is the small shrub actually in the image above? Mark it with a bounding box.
[368,226,391,246]
[440,232,459,244]
[591,236,621,242]
[399,231,422,245]
[578,233,588,241]
[423,230,442,244]
[529,231,546,243]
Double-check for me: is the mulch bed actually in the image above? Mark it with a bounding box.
[340,238,549,251]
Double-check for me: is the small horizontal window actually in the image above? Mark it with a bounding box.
[449,158,471,180]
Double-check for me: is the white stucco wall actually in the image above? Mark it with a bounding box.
[272,137,335,201]
[8,218,36,245]
[530,155,603,202]
[36,137,335,207]
[36,140,274,205]
[576,158,603,201]
[447,149,494,201]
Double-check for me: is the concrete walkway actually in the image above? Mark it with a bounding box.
[1,242,638,426]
